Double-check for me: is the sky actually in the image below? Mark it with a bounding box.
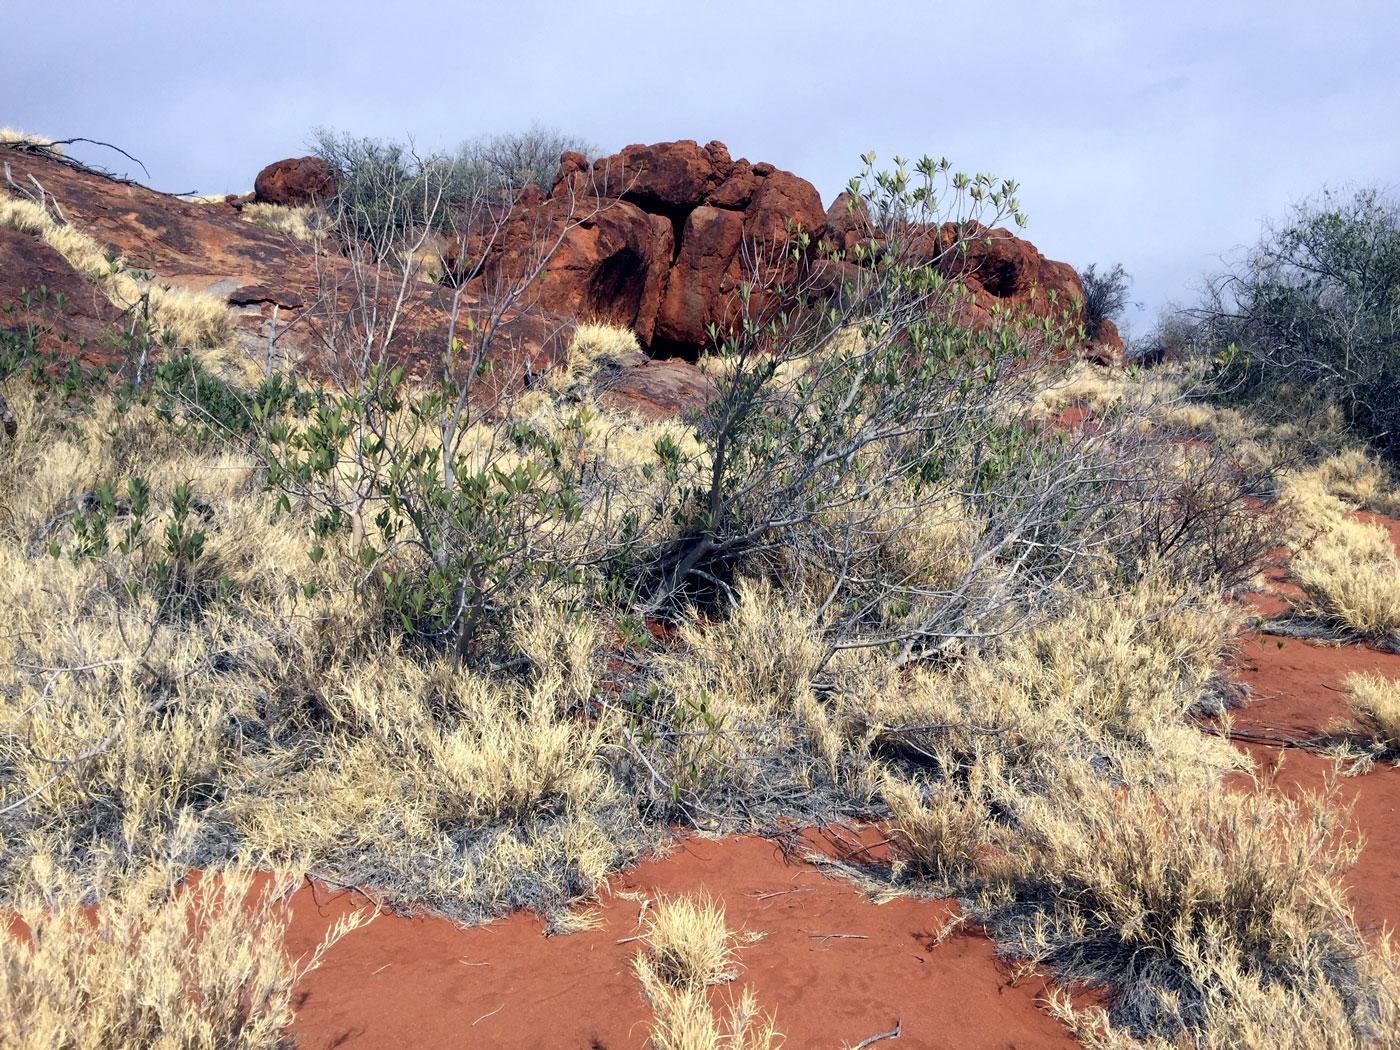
[6,0,1398,338]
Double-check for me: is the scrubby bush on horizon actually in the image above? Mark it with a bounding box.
[1187,185,1400,460]
[1077,261,1136,342]
[310,123,592,244]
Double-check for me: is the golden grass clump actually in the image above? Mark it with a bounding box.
[0,194,232,353]
[634,894,780,1050]
[0,378,641,919]
[889,759,1398,1048]
[1307,448,1400,516]
[0,128,60,152]
[639,894,740,990]
[650,579,833,793]
[543,321,641,393]
[1346,672,1400,755]
[238,201,328,242]
[866,571,1243,784]
[1290,515,1400,641]
[0,860,365,1050]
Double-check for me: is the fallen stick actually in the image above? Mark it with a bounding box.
[850,1020,902,1048]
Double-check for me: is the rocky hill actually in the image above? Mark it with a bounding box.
[1,137,1119,418]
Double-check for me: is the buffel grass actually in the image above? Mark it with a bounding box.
[0,858,366,1050]
[238,202,329,243]
[1347,672,1400,756]
[890,760,1398,1048]
[1282,470,1400,642]
[634,894,780,1050]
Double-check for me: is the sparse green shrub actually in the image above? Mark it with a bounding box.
[1077,261,1136,342]
[1193,186,1400,460]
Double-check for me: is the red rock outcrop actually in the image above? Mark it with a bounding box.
[0,136,1113,422]
[1087,317,1125,366]
[253,156,337,206]
[0,226,126,362]
[533,140,832,357]
[458,189,675,344]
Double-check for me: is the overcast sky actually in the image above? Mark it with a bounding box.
[6,0,1397,335]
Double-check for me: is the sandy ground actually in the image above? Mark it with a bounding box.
[285,831,1081,1049]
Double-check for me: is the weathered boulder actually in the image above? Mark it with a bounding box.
[592,351,717,419]
[742,168,825,247]
[937,223,1086,330]
[705,159,759,210]
[822,191,878,256]
[591,140,733,214]
[549,141,829,356]
[253,156,337,206]
[466,193,675,344]
[1087,317,1124,366]
[549,151,591,197]
[654,205,745,350]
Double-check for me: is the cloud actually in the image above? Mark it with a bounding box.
[4,0,1396,328]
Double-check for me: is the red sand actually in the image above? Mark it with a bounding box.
[1232,633,1400,738]
[285,833,1080,1049]
[1228,510,1400,936]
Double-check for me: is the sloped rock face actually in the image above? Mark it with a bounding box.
[0,226,126,363]
[0,148,568,393]
[253,156,337,206]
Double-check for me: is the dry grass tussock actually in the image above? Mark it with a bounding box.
[1279,471,1400,642]
[1346,672,1400,757]
[0,129,61,152]
[0,854,366,1049]
[890,759,1399,1048]
[541,321,642,394]
[0,194,233,355]
[634,895,780,1050]
[238,202,329,243]
[864,570,1245,791]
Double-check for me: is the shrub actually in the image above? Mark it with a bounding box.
[636,155,1150,672]
[455,123,594,191]
[311,124,592,244]
[1192,186,1400,460]
[1077,262,1135,341]
[309,128,470,243]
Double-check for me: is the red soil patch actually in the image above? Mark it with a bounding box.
[1227,509,1400,936]
[1232,633,1400,738]
[1236,741,1400,936]
[285,833,1080,1050]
